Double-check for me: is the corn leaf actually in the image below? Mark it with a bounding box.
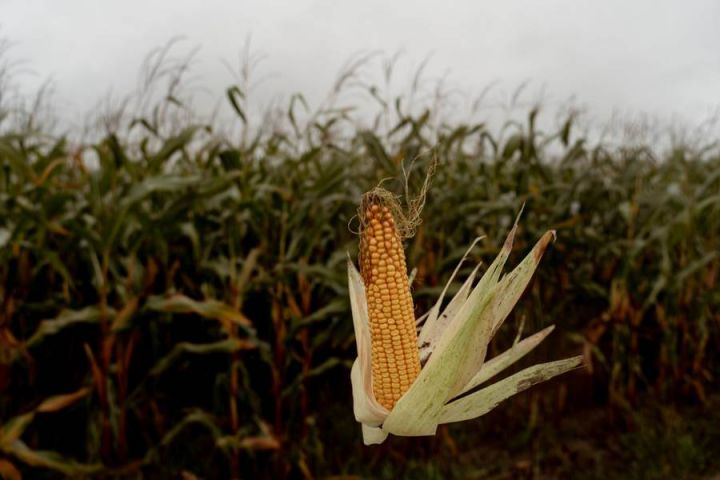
[0,414,34,448]
[0,459,21,480]
[8,440,103,475]
[145,294,252,333]
[26,307,113,348]
[149,339,255,377]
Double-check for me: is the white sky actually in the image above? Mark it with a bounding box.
[2,0,719,134]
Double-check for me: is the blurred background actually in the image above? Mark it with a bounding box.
[0,1,718,478]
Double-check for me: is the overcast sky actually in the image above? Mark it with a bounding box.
[2,0,719,133]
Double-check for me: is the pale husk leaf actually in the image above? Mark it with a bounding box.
[418,260,481,364]
[446,230,556,399]
[457,325,555,395]
[418,237,483,344]
[439,355,584,424]
[361,424,389,445]
[350,360,387,426]
[488,231,556,339]
[382,279,495,436]
[382,225,524,436]
[347,259,389,426]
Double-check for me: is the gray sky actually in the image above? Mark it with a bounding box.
[2,0,719,133]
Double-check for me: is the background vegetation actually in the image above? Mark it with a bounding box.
[0,46,718,479]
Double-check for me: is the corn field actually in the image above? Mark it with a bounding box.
[0,49,719,479]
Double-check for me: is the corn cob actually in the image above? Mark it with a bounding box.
[359,199,421,410]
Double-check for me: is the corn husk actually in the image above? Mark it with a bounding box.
[349,222,583,445]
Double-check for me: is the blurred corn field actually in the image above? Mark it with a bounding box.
[0,45,719,479]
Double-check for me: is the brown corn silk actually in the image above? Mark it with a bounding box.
[359,197,421,410]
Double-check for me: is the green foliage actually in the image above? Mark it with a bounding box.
[0,55,718,478]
